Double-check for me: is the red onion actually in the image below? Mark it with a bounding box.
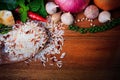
[54,0,90,13]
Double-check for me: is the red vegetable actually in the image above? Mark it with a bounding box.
[15,8,47,22]
[28,11,47,22]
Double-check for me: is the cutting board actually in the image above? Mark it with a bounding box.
[0,0,120,80]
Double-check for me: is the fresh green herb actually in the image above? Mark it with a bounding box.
[0,24,12,34]
[28,0,48,18]
[0,0,18,10]
[37,0,48,18]
[16,0,47,22]
[20,10,28,22]
[17,0,29,22]
[69,18,120,34]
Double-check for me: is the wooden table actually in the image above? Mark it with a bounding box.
[0,22,120,80]
[0,1,120,80]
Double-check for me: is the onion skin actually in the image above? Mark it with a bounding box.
[54,0,90,13]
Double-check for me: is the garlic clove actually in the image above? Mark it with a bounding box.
[98,11,111,23]
[46,2,58,15]
[61,12,74,25]
[51,12,62,23]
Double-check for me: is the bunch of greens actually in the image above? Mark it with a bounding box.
[0,0,48,22]
[0,0,48,34]
[17,0,47,22]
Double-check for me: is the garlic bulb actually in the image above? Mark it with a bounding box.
[98,11,111,23]
[61,12,74,25]
[84,5,99,19]
[46,2,58,14]
[51,12,61,23]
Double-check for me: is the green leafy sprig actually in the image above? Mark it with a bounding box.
[17,0,29,22]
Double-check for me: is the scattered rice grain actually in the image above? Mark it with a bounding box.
[77,19,80,22]
[60,52,66,59]
[34,16,65,68]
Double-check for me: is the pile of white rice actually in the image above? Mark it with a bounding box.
[0,16,65,67]
[0,21,48,63]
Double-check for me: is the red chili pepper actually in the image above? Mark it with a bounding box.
[15,8,47,22]
[28,11,47,22]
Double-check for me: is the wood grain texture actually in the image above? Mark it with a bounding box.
[1,24,120,80]
[0,0,120,80]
